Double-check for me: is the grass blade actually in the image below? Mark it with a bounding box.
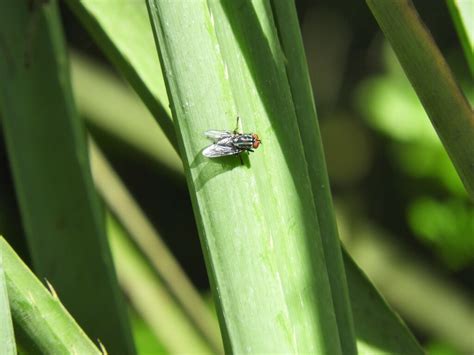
[446,0,474,74]
[0,1,134,352]
[0,242,16,355]
[366,0,474,199]
[147,1,342,352]
[0,237,100,354]
[271,2,357,353]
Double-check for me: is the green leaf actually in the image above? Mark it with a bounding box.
[146,1,345,352]
[0,237,99,354]
[271,1,356,353]
[446,0,474,75]
[366,0,474,199]
[0,1,134,352]
[0,242,16,355]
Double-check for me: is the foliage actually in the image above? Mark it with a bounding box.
[0,0,471,353]
[356,44,474,269]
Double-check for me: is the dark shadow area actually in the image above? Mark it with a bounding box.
[191,147,249,192]
[0,129,31,266]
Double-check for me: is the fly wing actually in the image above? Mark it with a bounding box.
[202,144,239,158]
[204,130,232,142]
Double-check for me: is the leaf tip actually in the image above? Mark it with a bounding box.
[44,278,58,300]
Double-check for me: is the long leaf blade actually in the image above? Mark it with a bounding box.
[146,1,342,353]
[270,2,357,353]
[366,0,474,199]
[0,1,134,352]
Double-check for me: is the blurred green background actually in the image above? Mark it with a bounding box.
[1,0,472,354]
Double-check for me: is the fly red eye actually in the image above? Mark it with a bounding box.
[252,134,261,149]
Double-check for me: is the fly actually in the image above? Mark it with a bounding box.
[202,117,261,161]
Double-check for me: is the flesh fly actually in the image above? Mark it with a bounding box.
[202,118,261,159]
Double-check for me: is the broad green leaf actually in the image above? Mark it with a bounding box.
[146,0,345,352]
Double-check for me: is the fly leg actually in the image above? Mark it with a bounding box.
[233,116,241,134]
